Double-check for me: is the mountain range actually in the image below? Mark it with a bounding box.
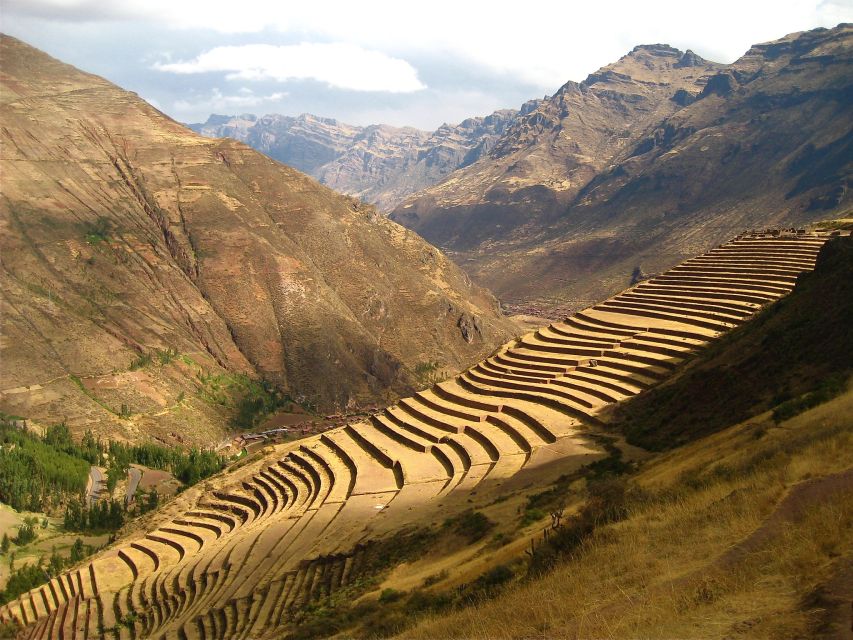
[393,25,853,313]
[193,25,851,317]
[189,102,540,212]
[0,34,514,444]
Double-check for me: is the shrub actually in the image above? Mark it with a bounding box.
[129,352,152,370]
[475,564,514,590]
[12,520,37,546]
[520,508,546,527]
[82,217,112,245]
[378,587,403,604]
[772,374,846,423]
[443,510,495,543]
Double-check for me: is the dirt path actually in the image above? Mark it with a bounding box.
[126,467,142,505]
[87,466,105,506]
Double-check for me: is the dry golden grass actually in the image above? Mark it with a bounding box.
[399,387,853,639]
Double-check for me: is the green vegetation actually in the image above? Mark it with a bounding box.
[771,373,846,423]
[0,538,96,606]
[232,379,290,430]
[0,561,47,606]
[103,440,225,489]
[0,414,224,540]
[0,419,91,511]
[12,518,38,546]
[194,370,300,429]
[129,352,153,370]
[129,347,178,371]
[526,477,631,575]
[442,509,494,543]
[82,216,112,245]
[616,235,853,450]
[290,555,522,640]
[378,588,403,604]
[63,498,125,533]
[414,360,442,385]
[521,433,630,526]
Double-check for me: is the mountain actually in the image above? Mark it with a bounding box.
[3,228,849,639]
[189,103,540,212]
[392,25,853,315]
[0,35,515,444]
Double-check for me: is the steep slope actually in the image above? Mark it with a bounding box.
[393,25,853,314]
[401,233,853,640]
[0,229,841,639]
[613,233,853,449]
[190,104,538,212]
[0,35,515,444]
[189,113,362,177]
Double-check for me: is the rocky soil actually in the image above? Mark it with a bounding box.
[0,35,516,444]
[392,25,853,313]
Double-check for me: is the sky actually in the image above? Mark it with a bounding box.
[3,0,851,130]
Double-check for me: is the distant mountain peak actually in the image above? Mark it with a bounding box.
[189,102,541,211]
[629,43,683,56]
[392,23,852,316]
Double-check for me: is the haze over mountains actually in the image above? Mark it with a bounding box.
[0,34,514,443]
[189,103,540,212]
[1,13,853,640]
[394,24,853,313]
[195,25,852,317]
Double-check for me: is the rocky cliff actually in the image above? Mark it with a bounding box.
[0,35,516,444]
[189,103,539,211]
[392,25,853,315]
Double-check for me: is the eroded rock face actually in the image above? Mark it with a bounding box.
[189,106,537,212]
[391,25,853,316]
[0,35,516,443]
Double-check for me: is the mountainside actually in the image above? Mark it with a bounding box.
[0,35,515,444]
[3,229,848,639]
[392,25,853,314]
[189,103,539,212]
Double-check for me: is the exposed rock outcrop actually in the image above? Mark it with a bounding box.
[392,24,853,315]
[0,35,516,443]
[189,105,539,211]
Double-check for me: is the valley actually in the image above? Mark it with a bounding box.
[0,17,851,640]
[2,229,849,639]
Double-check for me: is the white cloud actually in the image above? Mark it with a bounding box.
[8,0,852,91]
[172,88,288,116]
[155,43,426,93]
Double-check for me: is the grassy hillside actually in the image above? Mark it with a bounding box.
[355,234,853,639]
[400,387,853,639]
[611,234,853,450]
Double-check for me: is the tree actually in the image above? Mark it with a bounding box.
[0,534,8,555]
[70,538,85,563]
[13,519,37,546]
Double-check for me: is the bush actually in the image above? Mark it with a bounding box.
[475,564,514,590]
[82,217,112,245]
[421,569,449,587]
[443,510,495,543]
[129,352,152,370]
[0,561,47,605]
[12,520,37,546]
[378,587,403,604]
[528,477,631,574]
[520,508,546,527]
[772,374,846,423]
[407,589,453,613]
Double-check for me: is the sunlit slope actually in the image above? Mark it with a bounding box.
[0,231,839,639]
[0,34,514,443]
